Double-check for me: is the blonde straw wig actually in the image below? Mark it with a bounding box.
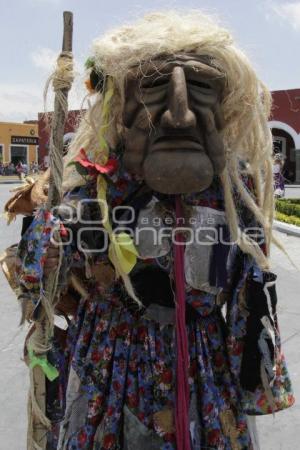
[64,10,274,269]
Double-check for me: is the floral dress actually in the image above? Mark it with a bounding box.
[17,164,294,450]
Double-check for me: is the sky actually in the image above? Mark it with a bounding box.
[0,0,300,123]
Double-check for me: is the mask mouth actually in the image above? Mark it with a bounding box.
[151,139,204,152]
[154,133,200,142]
[151,132,204,152]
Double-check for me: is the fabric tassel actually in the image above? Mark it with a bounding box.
[260,362,276,415]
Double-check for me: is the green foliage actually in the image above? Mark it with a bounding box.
[275,211,300,227]
[275,199,300,218]
[277,198,300,205]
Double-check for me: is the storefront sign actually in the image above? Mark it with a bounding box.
[11,136,39,145]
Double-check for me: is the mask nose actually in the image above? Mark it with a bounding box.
[160,66,196,129]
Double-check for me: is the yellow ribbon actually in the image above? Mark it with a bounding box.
[95,77,114,160]
[94,77,138,275]
[109,232,139,274]
[28,348,59,382]
[97,175,138,275]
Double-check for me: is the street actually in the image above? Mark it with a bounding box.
[0,184,27,449]
[0,183,299,449]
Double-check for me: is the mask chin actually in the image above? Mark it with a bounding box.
[143,150,214,194]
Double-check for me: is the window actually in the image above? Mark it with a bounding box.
[0,144,3,162]
[10,145,27,165]
[290,148,296,163]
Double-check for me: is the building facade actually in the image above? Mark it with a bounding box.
[270,89,300,184]
[0,121,38,165]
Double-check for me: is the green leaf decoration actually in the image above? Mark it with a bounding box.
[85,57,95,69]
[66,161,77,168]
[74,162,89,177]
[66,160,89,176]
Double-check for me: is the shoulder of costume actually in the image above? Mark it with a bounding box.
[4,170,49,220]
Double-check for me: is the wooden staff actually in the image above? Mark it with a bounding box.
[28,11,74,450]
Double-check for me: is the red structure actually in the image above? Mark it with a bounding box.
[270,89,300,183]
[37,110,83,167]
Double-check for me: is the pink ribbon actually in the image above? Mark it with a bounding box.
[174,196,191,450]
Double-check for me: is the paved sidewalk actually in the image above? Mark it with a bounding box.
[0,176,21,184]
[0,207,28,449]
[256,231,300,450]
[0,174,39,184]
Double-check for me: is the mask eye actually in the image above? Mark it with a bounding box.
[90,69,105,92]
[188,79,212,89]
[142,76,169,89]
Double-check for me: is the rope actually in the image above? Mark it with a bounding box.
[44,51,74,113]
[52,51,74,92]
[44,51,74,207]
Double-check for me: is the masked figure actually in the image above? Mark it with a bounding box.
[3,11,294,450]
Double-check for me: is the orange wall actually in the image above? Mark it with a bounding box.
[0,122,38,163]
